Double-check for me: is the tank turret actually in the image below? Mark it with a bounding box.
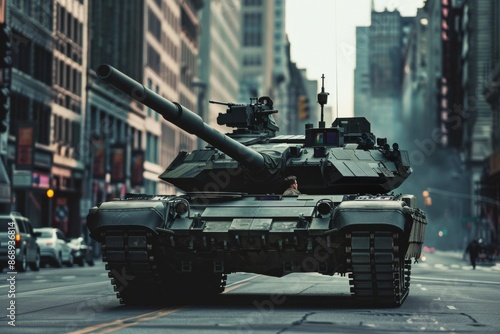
[96,64,412,195]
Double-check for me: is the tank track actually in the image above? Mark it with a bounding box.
[102,230,165,305]
[101,229,227,305]
[101,228,409,306]
[346,230,411,307]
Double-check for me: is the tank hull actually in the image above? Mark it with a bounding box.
[88,193,426,306]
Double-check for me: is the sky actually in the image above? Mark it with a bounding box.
[285,0,425,118]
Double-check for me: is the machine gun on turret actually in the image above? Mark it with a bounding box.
[213,96,279,135]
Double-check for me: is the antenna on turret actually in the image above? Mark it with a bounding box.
[317,74,329,128]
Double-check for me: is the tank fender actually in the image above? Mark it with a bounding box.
[331,200,409,233]
[87,200,168,242]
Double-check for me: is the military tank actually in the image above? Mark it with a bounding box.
[87,64,427,307]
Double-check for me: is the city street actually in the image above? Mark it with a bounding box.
[1,251,499,333]
[1,3,500,334]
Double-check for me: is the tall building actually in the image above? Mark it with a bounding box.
[0,0,12,212]
[166,0,201,193]
[287,61,316,134]
[87,0,148,208]
[198,0,241,135]
[238,0,293,134]
[400,8,429,146]
[270,0,289,133]
[51,0,88,235]
[353,26,370,118]
[239,0,275,100]
[419,0,442,138]
[461,0,492,165]
[354,7,406,141]
[7,0,58,229]
[399,1,473,250]
[478,0,500,244]
[87,0,202,205]
[482,1,500,152]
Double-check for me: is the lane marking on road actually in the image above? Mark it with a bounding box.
[224,274,260,293]
[17,280,110,296]
[67,307,185,334]
[447,305,457,310]
[412,276,500,285]
[62,275,77,279]
[68,275,260,334]
[224,282,249,293]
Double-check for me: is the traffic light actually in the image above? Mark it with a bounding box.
[46,188,55,198]
[422,189,432,206]
[298,95,309,120]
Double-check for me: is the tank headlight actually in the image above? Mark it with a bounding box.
[173,199,189,218]
[317,200,333,217]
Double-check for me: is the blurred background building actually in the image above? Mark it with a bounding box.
[354,0,499,249]
[198,0,241,136]
[0,0,498,251]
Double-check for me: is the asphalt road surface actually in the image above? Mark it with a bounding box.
[1,251,499,333]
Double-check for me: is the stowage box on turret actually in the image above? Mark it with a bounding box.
[87,65,427,307]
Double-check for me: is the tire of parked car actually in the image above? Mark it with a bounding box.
[16,252,27,272]
[66,254,74,267]
[53,253,62,268]
[29,251,41,271]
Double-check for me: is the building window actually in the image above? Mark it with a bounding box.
[33,101,51,145]
[148,8,162,42]
[147,43,161,74]
[146,132,159,164]
[61,7,66,33]
[147,79,153,117]
[243,13,262,46]
[9,94,29,136]
[243,55,262,66]
[11,31,31,75]
[154,85,159,121]
[33,45,52,85]
[244,0,262,6]
[144,179,157,195]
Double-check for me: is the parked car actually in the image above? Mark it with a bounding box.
[0,212,41,272]
[34,227,73,267]
[68,237,94,267]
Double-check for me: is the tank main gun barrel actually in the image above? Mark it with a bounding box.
[96,64,266,172]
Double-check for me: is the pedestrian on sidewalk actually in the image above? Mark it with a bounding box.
[465,239,480,270]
